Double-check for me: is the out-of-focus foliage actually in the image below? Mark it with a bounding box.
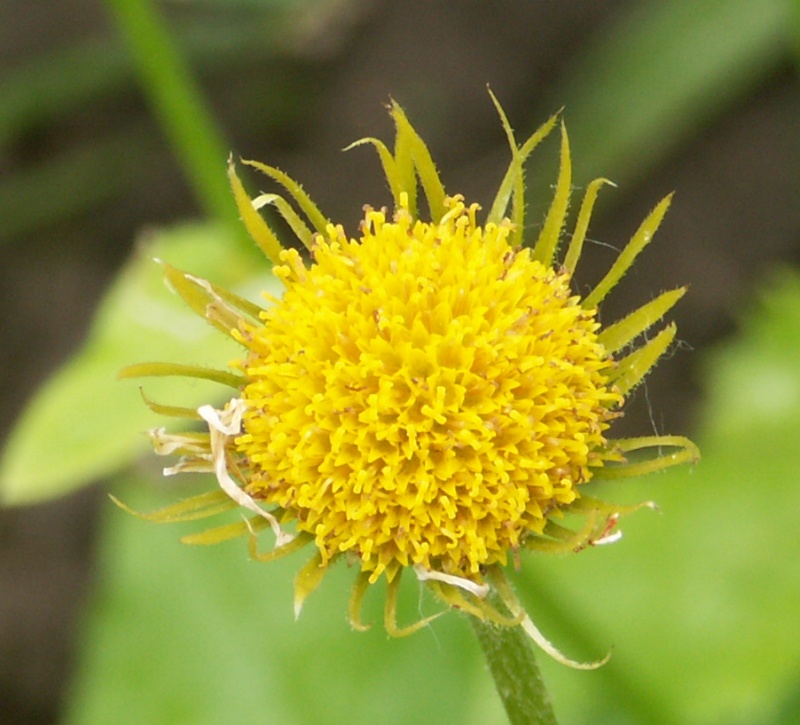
[62,271,800,724]
[554,0,788,185]
[0,0,333,244]
[62,477,503,725]
[0,223,280,504]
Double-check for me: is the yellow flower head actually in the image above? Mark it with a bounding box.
[120,96,698,666]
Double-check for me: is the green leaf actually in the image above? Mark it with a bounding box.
[0,222,281,506]
[700,267,800,443]
[63,480,499,725]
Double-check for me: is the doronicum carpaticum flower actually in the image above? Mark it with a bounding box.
[118,95,698,668]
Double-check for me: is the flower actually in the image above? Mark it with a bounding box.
[119,95,698,667]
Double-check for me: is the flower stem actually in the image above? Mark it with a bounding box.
[470,591,558,725]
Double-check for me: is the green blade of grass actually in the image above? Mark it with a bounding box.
[552,0,788,186]
[103,0,238,231]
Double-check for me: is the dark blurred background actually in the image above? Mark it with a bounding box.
[1,1,797,723]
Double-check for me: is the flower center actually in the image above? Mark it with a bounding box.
[234,197,622,581]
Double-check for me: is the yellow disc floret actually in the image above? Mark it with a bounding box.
[235,196,622,582]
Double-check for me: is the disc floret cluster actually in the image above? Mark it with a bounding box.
[120,97,698,665]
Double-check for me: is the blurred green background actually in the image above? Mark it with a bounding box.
[1,1,799,723]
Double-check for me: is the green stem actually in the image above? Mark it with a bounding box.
[102,0,238,231]
[470,591,558,725]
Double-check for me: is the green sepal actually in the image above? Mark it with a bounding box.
[181,514,271,545]
[202,280,266,322]
[393,112,418,217]
[228,160,285,265]
[345,137,404,211]
[429,580,523,627]
[563,178,616,274]
[138,388,201,420]
[251,192,314,251]
[384,569,443,637]
[390,101,446,222]
[293,550,328,618]
[583,193,673,309]
[161,260,267,332]
[488,565,610,670]
[109,489,237,523]
[161,261,229,334]
[348,570,373,632]
[248,529,313,563]
[593,435,700,479]
[427,579,487,620]
[532,123,572,267]
[488,110,560,226]
[599,287,687,354]
[118,362,245,389]
[567,493,655,517]
[488,89,525,247]
[608,322,676,395]
[525,516,599,554]
[244,159,330,236]
[161,261,253,337]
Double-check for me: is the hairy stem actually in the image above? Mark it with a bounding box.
[470,591,558,725]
